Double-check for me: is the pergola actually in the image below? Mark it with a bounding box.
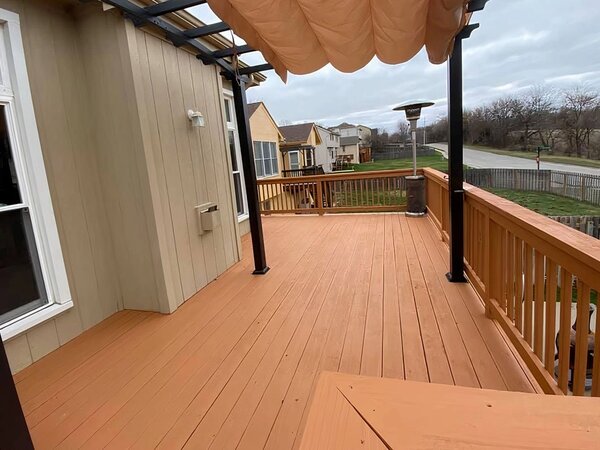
[2,2,493,446]
[102,0,489,281]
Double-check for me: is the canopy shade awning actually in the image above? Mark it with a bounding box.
[207,0,471,82]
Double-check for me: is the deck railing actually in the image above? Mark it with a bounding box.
[256,169,413,214]
[281,166,325,177]
[425,168,600,396]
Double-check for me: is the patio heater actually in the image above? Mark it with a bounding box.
[393,100,434,215]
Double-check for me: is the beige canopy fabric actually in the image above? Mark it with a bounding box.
[208,0,471,82]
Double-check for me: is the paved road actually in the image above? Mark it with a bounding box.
[432,143,600,176]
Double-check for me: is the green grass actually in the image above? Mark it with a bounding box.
[486,188,600,216]
[470,145,600,169]
[352,154,451,172]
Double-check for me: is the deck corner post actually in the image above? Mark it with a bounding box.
[446,33,468,283]
[231,76,269,275]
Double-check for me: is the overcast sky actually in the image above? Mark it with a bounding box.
[189,0,600,132]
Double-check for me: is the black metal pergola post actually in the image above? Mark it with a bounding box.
[446,23,479,283]
[231,77,270,274]
[1,339,34,449]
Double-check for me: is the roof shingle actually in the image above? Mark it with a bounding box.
[278,123,315,143]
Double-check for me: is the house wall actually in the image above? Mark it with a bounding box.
[315,127,339,172]
[249,104,284,177]
[3,0,241,373]
[1,0,122,372]
[126,24,241,310]
[340,143,360,163]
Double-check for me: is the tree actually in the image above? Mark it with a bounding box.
[515,86,557,151]
[396,121,410,143]
[560,86,599,157]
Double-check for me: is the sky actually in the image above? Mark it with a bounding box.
[189,0,600,133]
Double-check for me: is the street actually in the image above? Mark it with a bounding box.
[432,143,600,176]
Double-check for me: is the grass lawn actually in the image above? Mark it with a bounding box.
[486,188,600,216]
[470,144,600,169]
[352,154,450,172]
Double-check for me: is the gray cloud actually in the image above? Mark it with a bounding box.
[190,0,600,132]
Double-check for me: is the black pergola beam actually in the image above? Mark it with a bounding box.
[144,0,206,16]
[238,63,273,75]
[184,21,230,38]
[467,0,490,12]
[104,0,235,76]
[212,44,254,59]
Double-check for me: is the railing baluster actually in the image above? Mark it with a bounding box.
[524,244,534,346]
[544,260,558,375]
[573,281,591,396]
[592,296,600,397]
[534,250,545,359]
[515,237,524,333]
[558,268,572,394]
[506,231,515,320]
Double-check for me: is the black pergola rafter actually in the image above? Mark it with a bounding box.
[102,0,269,78]
[144,0,206,16]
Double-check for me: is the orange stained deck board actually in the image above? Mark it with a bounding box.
[300,371,600,450]
[14,214,541,449]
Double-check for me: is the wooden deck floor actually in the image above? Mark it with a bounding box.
[14,214,541,449]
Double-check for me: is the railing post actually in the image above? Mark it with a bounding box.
[315,179,324,215]
[231,76,269,275]
[483,207,492,317]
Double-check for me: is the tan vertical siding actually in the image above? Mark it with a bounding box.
[3,0,241,372]
[132,27,240,304]
[1,0,122,371]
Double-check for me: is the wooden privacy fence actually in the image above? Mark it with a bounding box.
[256,169,413,214]
[372,145,437,161]
[465,168,600,206]
[550,216,600,239]
[425,168,600,397]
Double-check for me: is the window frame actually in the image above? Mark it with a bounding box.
[253,141,279,179]
[222,91,248,222]
[0,9,72,339]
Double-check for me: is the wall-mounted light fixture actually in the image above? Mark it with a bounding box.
[187,110,205,127]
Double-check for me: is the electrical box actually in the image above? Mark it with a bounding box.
[195,202,220,235]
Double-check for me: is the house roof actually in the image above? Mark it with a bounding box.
[279,123,316,144]
[315,124,340,136]
[332,122,355,130]
[248,102,261,116]
[340,136,360,146]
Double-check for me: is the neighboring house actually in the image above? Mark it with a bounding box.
[242,102,285,234]
[278,123,322,173]
[330,122,373,164]
[0,0,263,373]
[314,125,340,172]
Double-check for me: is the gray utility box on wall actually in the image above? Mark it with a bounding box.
[406,175,426,216]
[195,202,220,235]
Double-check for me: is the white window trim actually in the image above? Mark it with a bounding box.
[223,91,248,218]
[0,9,72,340]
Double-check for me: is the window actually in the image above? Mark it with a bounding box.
[305,149,314,167]
[288,151,300,170]
[223,95,247,218]
[253,141,278,178]
[0,9,71,337]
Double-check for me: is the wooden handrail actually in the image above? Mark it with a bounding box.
[423,167,600,397]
